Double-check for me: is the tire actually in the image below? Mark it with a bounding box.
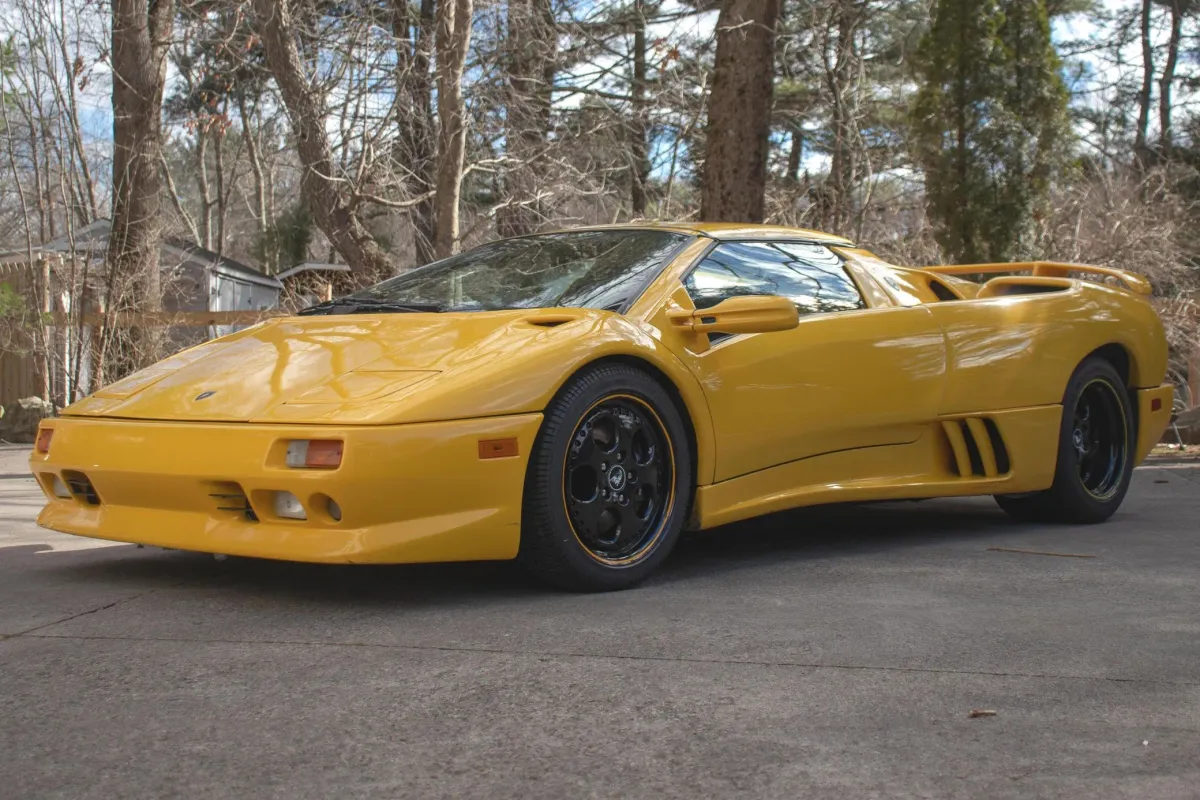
[995,356,1135,524]
[519,363,694,591]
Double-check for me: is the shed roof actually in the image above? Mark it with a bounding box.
[6,218,281,289]
[275,262,353,281]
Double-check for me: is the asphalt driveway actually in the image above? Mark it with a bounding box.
[2,444,1198,799]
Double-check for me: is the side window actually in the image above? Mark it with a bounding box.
[683,241,866,315]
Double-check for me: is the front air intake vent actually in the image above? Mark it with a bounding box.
[941,418,1011,478]
[62,470,101,505]
[523,313,575,328]
[208,482,258,522]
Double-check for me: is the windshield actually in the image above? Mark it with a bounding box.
[344,229,691,312]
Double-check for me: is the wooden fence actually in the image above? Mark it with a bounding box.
[0,264,44,410]
[0,343,42,409]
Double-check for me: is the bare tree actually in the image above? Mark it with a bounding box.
[253,0,393,279]
[629,0,650,217]
[700,0,782,222]
[434,0,474,257]
[499,0,557,236]
[821,0,866,234]
[108,0,174,310]
[1158,0,1185,156]
[392,0,438,264]
[1135,0,1154,157]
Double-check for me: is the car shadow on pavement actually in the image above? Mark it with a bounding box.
[2,498,1026,606]
[662,497,1019,584]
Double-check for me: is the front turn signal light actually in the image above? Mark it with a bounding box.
[285,439,343,469]
[35,428,53,454]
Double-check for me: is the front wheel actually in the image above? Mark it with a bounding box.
[519,364,693,591]
[995,356,1135,524]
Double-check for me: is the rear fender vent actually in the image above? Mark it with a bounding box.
[207,482,258,522]
[928,278,961,302]
[62,470,101,505]
[941,418,1011,478]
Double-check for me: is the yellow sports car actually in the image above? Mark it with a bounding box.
[31,223,1173,590]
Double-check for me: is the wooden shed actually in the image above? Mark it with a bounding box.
[0,220,282,410]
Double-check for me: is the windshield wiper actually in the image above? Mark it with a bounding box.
[298,297,444,316]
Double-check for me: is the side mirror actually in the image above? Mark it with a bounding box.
[668,295,799,335]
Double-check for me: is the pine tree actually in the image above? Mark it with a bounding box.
[912,0,1069,263]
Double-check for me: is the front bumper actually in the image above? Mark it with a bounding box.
[29,414,543,564]
[1135,384,1174,464]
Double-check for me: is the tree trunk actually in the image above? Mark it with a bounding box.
[107,0,174,311]
[434,0,474,257]
[700,0,782,223]
[253,0,393,280]
[195,129,213,248]
[499,0,555,236]
[1159,0,1183,157]
[630,0,650,217]
[824,1,861,232]
[1134,0,1153,158]
[786,123,803,183]
[237,94,271,258]
[392,0,438,264]
[213,124,229,258]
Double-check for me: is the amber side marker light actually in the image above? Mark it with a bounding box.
[35,428,53,454]
[286,439,344,469]
[479,438,519,459]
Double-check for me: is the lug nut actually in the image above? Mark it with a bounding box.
[601,488,609,499]
[617,453,625,463]
[600,462,608,471]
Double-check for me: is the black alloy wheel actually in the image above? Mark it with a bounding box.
[563,396,674,564]
[520,364,693,591]
[1071,379,1129,501]
[995,356,1135,524]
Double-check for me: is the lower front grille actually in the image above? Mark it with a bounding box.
[207,482,258,522]
[61,470,101,505]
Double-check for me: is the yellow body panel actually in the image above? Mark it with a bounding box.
[32,414,541,563]
[32,223,1174,564]
[694,405,1062,529]
[1135,385,1175,464]
[655,303,947,481]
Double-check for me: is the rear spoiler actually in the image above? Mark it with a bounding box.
[919,261,1152,296]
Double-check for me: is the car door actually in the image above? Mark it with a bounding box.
[677,241,947,483]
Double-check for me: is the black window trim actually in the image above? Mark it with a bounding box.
[609,230,703,314]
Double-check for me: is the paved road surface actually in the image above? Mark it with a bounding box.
[2,445,1198,798]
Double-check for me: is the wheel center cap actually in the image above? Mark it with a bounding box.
[607,465,627,492]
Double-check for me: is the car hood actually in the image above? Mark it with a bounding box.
[63,309,639,425]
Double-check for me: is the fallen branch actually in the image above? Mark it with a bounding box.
[986,547,1096,559]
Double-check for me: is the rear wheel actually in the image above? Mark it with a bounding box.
[519,364,693,591]
[995,357,1135,523]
